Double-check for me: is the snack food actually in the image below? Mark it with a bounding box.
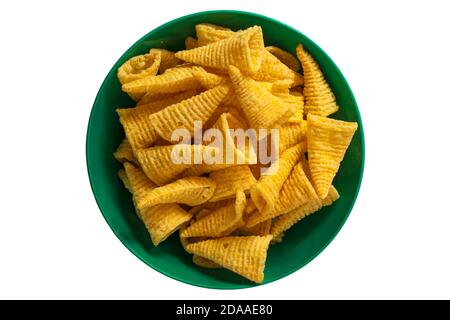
[113,23,357,283]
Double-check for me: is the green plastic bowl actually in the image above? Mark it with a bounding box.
[86,10,365,289]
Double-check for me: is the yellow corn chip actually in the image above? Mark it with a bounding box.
[192,25,301,85]
[268,79,293,94]
[296,44,339,116]
[269,162,319,218]
[137,91,178,106]
[227,104,250,128]
[179,224,191,252]
[138,90,199,115]
[122,162,192,245]
[149,84,230,142]
[118,168,132,192]
[252,50,303,86]
[139,176,216,210]
[194,208,213,221]
[183,113,253,177]
[113,138,137,163]
[187,235,272,283]
[122,67,201,95]
[187,199,236,221]
[202,98,247,130]
[279,123,303,153]
[185,36,199,50]
[117,91,198,151]
[271,185,339,239]
[175,62,196,69]
[181,190,246,238]
[181,113,252,177]
[117,51,162,102]
[307,114,357,198]
[203,198,236,211]
[321,185,340,206]
[138,90,200,112]
[181,163,235,177]
[276,92,304,123]
[210,113,254,165]
[176,26,264,74]
[122,161,157,210]
[117,51,161,84]
[136,144,218,186]
[117,106,157,151]
[149,48,182,73]
[248,144,303,223]
[201,66,230,76]
[229,66,296,135]
[235,219,272,236]
[271,200,321,240]
[181,235,208,252]
[195,23,234,46]
[202,104,230,130]
[209,165,257,202]
[190,66,228,89]
[192,255,221,269]
[266,46,301,72]
[141,201,193,246]
[246,159,318,226]
[255,80,293,98]
[220,86,241,108]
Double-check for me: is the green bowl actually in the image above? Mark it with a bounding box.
[86,10,365,289]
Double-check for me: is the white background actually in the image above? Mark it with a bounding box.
[1,0,449,300]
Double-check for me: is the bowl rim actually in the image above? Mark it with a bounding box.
[86,9,365,290]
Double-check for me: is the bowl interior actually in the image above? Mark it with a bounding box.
[86,10,364,289]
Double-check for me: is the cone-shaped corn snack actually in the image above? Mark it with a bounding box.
[113,138,137,163]
[136,144,219,186]
[176,26,264,74]
[149,48,182,73]
[192,24,301,85]
[234,218,272,236]
[117,51,161,85]
[270,185,339,239]
[296,44,339,116]
[190,66,228,89]
[266,46,300,72]
[122,66,201,95]
[192,255,221,268]
[275,91,304,123]
[252,50,303,86]
[229,66,296,135]
[137,91,179,106]
[195,23,235,46]
[122,162,192,246]
[149,84,230,142]
[139,176,216,210]
[117,90,198,151]
[278,123,303,153]
[181,190,246,238]
[187,235,272,283]
[253,162,319,225]
[248,144,303,223]
[307,114,357,198]
[209,166,256,202]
